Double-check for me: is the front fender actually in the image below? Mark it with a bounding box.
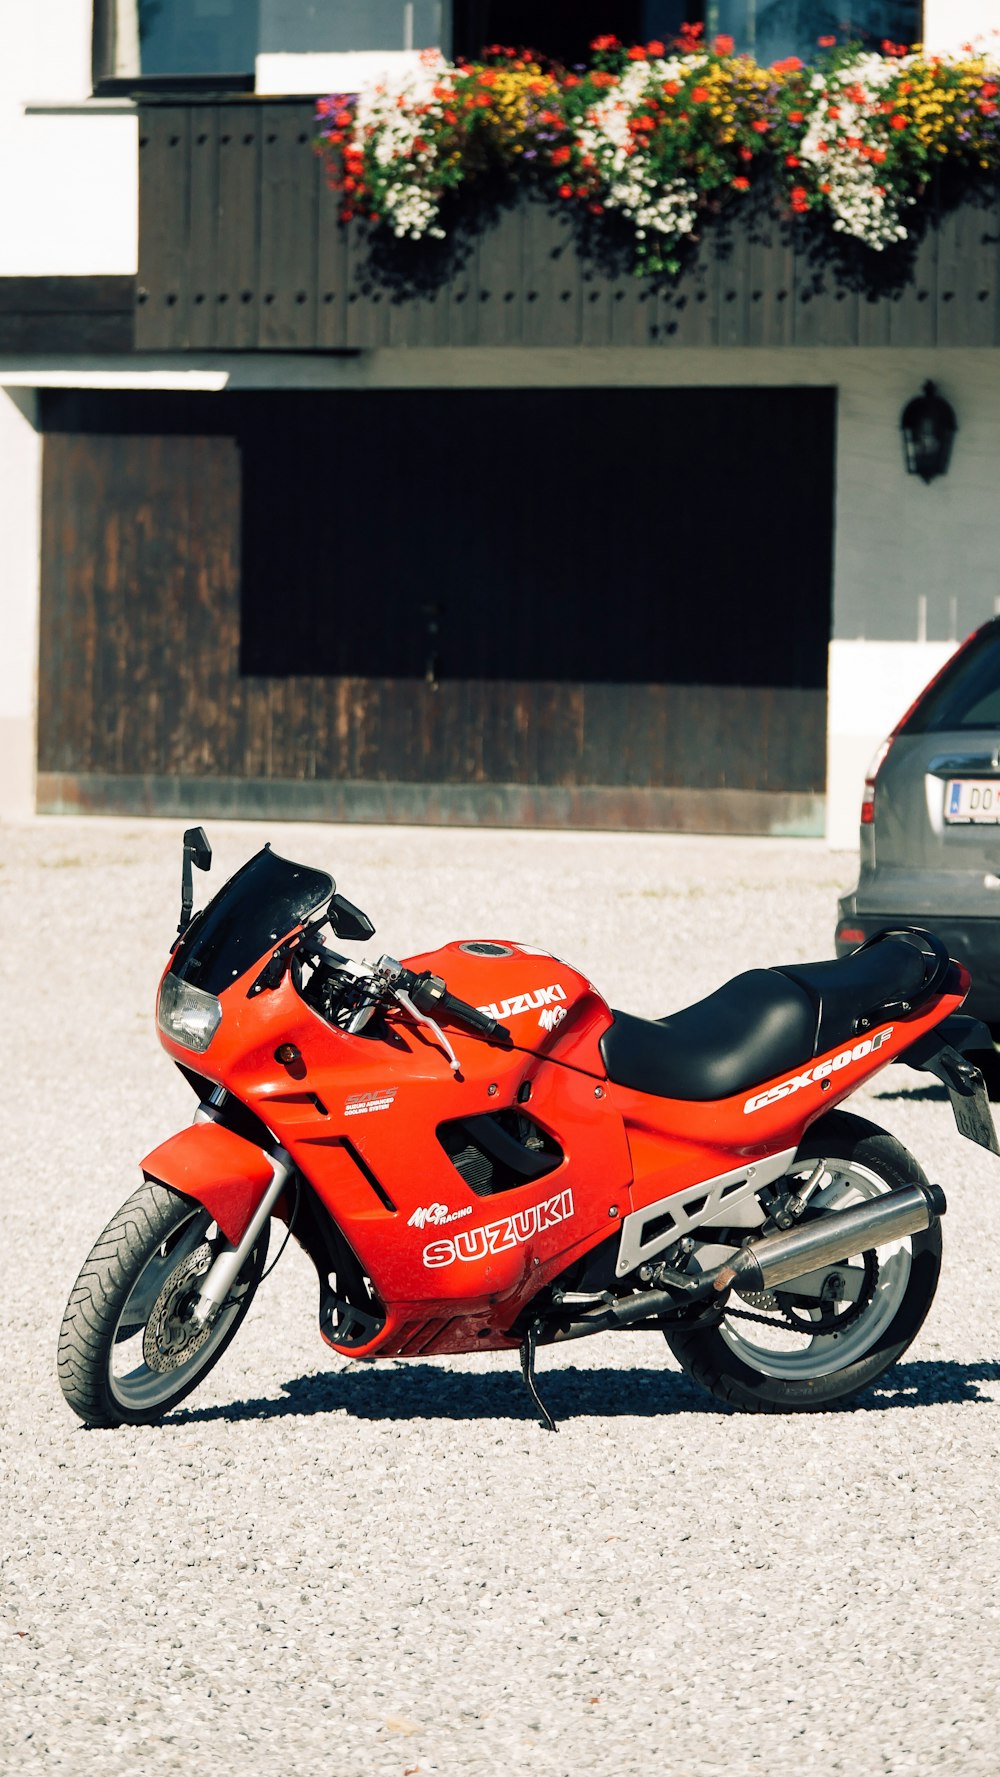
[141,1120,276,1245]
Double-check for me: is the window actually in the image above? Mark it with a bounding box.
[452,4,693,65]
[453,2,924,65]
[902,627,1000,734]
[708,2,924,62]
[94,1,446,90]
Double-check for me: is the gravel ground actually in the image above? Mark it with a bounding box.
[2,816,999,1777]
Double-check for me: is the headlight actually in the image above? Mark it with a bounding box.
[157,972,222,1053]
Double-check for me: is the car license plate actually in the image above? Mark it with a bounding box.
[945,779,1000,823]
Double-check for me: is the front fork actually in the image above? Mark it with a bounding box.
[191,1144,296,1326]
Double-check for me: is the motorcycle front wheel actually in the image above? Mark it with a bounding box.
[57,1179,269,1427]
[664,1112,942,1413]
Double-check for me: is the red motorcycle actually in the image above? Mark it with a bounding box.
[58,828,998,1428]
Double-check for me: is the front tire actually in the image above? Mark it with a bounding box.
[664,1112,942,1413]
[57,1179,269,1427]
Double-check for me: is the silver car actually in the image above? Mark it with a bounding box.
[836,617,1000,1037]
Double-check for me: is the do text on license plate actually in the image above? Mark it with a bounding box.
[945,779,1000,824]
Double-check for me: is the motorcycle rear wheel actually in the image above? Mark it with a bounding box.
[57,1179,269,1427]
[664,1112,942,1413]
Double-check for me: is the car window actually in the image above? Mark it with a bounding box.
[902,625,1000,733]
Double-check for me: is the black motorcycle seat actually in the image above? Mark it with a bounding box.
[599,937,932,1103]
[774,935,930,1057]
[599,969,815,1103]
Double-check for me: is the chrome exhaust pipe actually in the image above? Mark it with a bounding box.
[712,1180,946,1297]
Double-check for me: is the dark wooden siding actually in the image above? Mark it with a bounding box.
[136,98,1000,353]
[0,277,134,352]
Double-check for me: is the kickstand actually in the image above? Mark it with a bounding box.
[519,1320,557,1433]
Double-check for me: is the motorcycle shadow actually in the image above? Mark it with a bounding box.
[169,1357,1000,1426]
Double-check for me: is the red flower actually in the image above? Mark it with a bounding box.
[872,147,886,163]
[820,181,831,193]
[551,144,571,165]
[679,21,704,39]
[827,103,841,118]
[564,73,580,87]
[790,185,809,212]
[751,118,768,133]
[714,34,735,55]
[846,135,861,149]
[772,56,803,73]
[691,86,710,102]
[646,39,665,56]
[558,182,573,198]
[662,80,680,96]
[983,81,999,97]
[786,152,800,166]
[980,101,999,115]
[739,145,753,160]
[627,45,647,60]
[891,113,908,129]
[788,110,804,123]
[732,174,750,189]
[818,35,837,48]
[443,109,457,125]
[591,34,619,52]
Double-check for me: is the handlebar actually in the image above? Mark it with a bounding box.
[297,940,513,1048]
[409,971,513,1046]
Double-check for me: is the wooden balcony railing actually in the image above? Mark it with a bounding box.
[136,98,1000,354]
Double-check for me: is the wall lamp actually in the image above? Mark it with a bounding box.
[900,379,957,484]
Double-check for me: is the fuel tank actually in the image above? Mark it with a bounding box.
[402,939,613,1077]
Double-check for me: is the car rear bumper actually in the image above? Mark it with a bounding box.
[835,902,1000,1028]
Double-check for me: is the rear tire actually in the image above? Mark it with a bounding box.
[664,1112,942,1413]
[57,1179,269,1427]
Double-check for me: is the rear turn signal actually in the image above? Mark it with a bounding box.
[861,737,892,825]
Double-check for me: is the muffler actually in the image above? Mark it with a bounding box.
[711,1180,946,1297]
[544,1180,946,1343]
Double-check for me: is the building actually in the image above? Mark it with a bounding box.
[2,1,999,845]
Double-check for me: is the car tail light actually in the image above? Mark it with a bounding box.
[861,737,893,825]
[837,925,866,946]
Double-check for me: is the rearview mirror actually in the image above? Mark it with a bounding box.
[328,892,375,943]
[178,826,212,935]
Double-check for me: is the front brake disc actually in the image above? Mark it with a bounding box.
[142,1242,214,1373]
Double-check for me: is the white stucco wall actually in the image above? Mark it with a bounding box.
[0,1,137,277]
[923,1,1000,55]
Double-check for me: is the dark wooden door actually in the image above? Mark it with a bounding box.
[37,386,832,829]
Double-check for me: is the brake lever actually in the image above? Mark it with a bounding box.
[393,986,462,1075]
